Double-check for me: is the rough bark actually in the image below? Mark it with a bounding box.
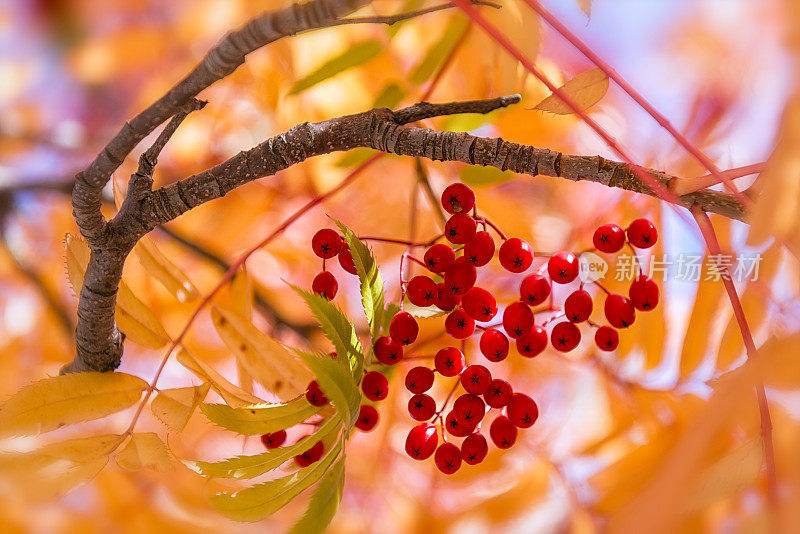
[66,0,747,373]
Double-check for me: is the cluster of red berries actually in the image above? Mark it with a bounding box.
[263,183,660,473]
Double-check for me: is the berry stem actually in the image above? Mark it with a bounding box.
[592,280,611,295]
[359,234,443,247]
[625,242,644,275]
[474,216,507,240]
[438,377,462,416]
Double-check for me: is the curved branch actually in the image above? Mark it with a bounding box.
[65,0,746,374]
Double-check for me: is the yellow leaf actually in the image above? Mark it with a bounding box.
[0,372,147,437]
[682,438,762,512]
[716,244,782,370]
[150,383,211,431]
[116,432,172,472]
[678,273,725,378]
[135,236,199,303]
[231,268,253,320]
[37,455,109,500]
[65,234,170,348]
[212,307,311,400]
[231,268,255,395]
[533,68,609,115]
[756,334,800,389]
[0,434,117,474]
[576,0,592,18]
[176,349,263,408]
[748,92,800,245]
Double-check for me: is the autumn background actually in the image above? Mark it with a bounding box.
[1,0,799,532]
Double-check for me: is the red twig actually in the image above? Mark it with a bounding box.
[524,0,751,207]
[673,162,766,196]
[451,0,694,227]
[691,207,777,503]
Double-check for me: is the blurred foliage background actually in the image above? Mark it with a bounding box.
[1,0,799,532]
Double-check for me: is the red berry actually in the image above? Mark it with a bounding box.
[484,379,513,408]
[445,213,477,244]
[503,301,534,339]
[445,410,476,437]
[355,404,379,432]
[629,275,659,311]
[295,439,324,467]
[374,336,403,365]
[338,247,357,275]
[604,294,636,328]
[593,223,626,253]
[460,364,492,395]
[312,271,338,300]
[464,231,495,266]
[405,423,438,460]
[260,430,287,449]
[507,393,538,428]
[434,442,463,474]
[424,243,456,273]
[627,218,658,248]
[551,321,581,352]
[499,238,533,273]
[361,371,389,401]
[453,393,486,426]
[445,309,475,339]
[564,289,593,323]
[489,415,518,449]
[405,366,435,393]
[406,276,437,307]
[461,433,489,465]
[408,394,437,421]
[434,283,459,311]
[548,251,579,284]
[311,229,342,259]
[520,274,551,306]
[441,183,475,214]
[390,311,419,345]
[305,380,328,406]
[595,325,619,351]
[461,287,498,322]
[434,347,465,377]
[444,257,477,296]
[515,325,548,358]
[479,328,509,362]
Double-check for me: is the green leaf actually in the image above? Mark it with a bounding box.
[460,165,516,186]
[288,455,346,534]
[293,286,364,377]
[335,147,379,168]
[373,82,406,109]
[200,397,320,435]
[410,15,469,85]
[210,440,343,522]
[289,41,383,95]
[298,351,360,432]
[334,220,385,343]
[187,416,342,479]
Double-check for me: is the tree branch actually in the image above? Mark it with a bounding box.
[65,0,746,374]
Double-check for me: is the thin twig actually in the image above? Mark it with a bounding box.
[332,1,499,27]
